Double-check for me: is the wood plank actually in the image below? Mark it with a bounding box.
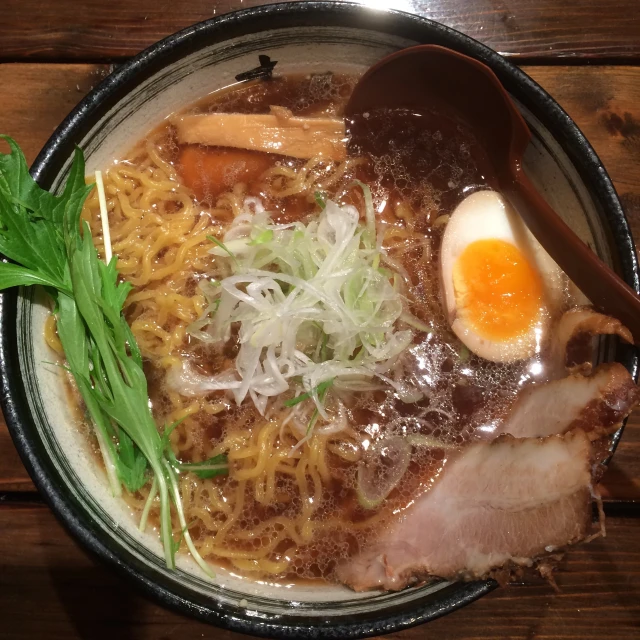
[527,66,640,219]
[2,0,640,63]
[0,63,111,494]
[0,418,35,492]
[0,63,640,501]
[526,66,640,502]
[1,502,639,639]
[0,64,111,165]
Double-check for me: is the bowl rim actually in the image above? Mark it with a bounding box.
[1,2,638,638]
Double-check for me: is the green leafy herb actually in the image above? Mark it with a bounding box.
[0,137,212,576]
[314,191,326,209]
[176,453,229,479]
[207,234,237,262]
[139,476,158,533]
[169,518,197,565]
[284,378,334,407]
[248,229,274,246]
[163,427,229,480]
[306,379,333,435]
[115,430,148,492]
[160,415,189,451]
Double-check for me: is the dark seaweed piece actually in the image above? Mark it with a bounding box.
[235,54,278,82]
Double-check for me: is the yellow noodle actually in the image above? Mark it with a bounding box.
[44,313,64,355]
[75,128,396,579]
[261,157,366,199]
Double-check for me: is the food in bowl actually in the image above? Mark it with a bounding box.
[1,68,638,593]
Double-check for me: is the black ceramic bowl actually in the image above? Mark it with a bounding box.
[2,3,638,638]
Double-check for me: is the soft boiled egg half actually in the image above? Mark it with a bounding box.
[440,190,565,363]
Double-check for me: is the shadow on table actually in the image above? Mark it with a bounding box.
[30,508,169,639]
[41,533,146,639]
[1,508,144,639]
[27,508,251,640]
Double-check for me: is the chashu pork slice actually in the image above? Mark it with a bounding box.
[500,363,639,440]
[338,430,592,592]
[546,307,633,381]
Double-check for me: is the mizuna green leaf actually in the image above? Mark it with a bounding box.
[0,137,213,576]
[176,453,229,479]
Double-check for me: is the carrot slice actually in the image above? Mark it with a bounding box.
[179,145,275,201]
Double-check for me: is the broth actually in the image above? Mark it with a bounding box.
[75,72,571,584]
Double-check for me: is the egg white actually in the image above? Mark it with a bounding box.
[440,190,565,362]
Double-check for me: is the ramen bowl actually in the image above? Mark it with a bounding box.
[1,2,637,638]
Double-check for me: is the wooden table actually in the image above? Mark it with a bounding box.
[1,1,640,638]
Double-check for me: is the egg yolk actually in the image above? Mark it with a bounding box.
[453,238,543,341]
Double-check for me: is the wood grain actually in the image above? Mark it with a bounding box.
[528,66,640,236]
[1,502,639,640]
[1,63,640,500]
[0,423,35,492]
[2,0,640,64]
[1,48,640,640]
[0,64,110,494]
[0,64,110,165]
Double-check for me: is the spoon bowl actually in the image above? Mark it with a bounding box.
[345,45,640,343]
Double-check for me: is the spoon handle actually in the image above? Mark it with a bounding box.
[506,168,640,344]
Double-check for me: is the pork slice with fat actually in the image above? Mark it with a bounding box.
[546,307,633,380]
[337,430,592,592]
[500,362,639,440]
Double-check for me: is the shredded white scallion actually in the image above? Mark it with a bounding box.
[182,188,421,425]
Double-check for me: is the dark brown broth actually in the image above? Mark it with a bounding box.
[348,106,499,216]
[190,73,357,117]
[139,72,534,584]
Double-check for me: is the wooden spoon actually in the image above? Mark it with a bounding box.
[345,45,640,344]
